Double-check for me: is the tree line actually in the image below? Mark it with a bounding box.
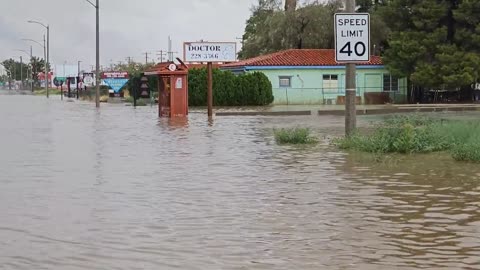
[1,57,49,86]
[239,0,480,101]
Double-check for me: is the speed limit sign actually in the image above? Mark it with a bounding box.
[335,13,370,63]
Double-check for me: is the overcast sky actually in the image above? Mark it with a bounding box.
[0,0,257,71]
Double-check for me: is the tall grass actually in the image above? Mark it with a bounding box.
[335,115,480,162]
[274,128,318,145]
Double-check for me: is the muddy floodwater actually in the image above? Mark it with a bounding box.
[1,95,479,270]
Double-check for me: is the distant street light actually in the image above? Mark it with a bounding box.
[22,37,47,94]
[28,20,50,98]
[14,50,31,89]
[77,60,82,99]
[84,0,100,108]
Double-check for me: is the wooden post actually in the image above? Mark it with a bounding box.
[207,62,213,118]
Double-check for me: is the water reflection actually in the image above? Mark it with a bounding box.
[335,152,480,269]
[0,96,479,270]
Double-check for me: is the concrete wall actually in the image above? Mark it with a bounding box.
[247,66,408,105]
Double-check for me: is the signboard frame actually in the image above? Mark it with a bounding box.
[334,13,370,63]
[183,42,237,63]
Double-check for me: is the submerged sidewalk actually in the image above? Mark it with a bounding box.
[214,104,480,116]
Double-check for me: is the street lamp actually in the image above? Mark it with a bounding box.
[84,0,100,108]
[14,48,34,92]
[77,60,82,99]
[28,20,50,98]
[14,51,28,88]
[22,38,47,94]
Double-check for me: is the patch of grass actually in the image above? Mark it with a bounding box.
[34,88,61,96]
[451,141,480,162]
[335,115,480,162]
[124,96,133,103]
[135,99,147,106]
[274,128,318,145]
[124,96,147,106]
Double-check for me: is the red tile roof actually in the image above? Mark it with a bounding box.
[222,49,383,68]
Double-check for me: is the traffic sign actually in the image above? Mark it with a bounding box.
[53,77,64,87]
[335,13,370,63]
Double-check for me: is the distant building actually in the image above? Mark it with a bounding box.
[221,49,407,105]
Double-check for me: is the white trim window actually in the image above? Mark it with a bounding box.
[383,74,399,92]
[323,74,339,93]
[279,76,292,88]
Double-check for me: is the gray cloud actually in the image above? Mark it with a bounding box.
[0,0,256,69]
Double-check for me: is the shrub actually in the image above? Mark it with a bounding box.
[124,96,133,103]
[135,99,147,106]
[274,128,318,145]
[188,68,274,106]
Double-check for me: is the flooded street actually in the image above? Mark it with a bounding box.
[1,95,479,269]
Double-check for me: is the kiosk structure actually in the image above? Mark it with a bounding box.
[145,59,189,118]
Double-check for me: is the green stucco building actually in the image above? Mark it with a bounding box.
[222,49,407,105]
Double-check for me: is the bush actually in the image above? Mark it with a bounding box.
[83,86,109,98]
[335,115,480,162]
[124,96,133,103]
[99,95,109,102]
[274,128,318,145]
[188,68,273,106]
[135,99,147,106]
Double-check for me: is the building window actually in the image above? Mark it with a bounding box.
[323,74,339,93]
[279,76,292,87]
[383,74,399,91]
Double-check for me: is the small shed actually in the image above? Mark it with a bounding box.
[145,59,189,117]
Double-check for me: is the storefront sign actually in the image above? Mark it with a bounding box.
[102,71,129,93]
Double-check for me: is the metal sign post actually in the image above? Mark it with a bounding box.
[335,3,370,136]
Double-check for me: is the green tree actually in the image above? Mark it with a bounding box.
[111,61,158,96]
[239,0,343,59]
[1,59,31,82]
[380,0,480,92]
[238,0,389,59]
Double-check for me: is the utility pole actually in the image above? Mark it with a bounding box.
[30,46,33,92]
[345,0,357,136]
[43,34,48,97]
[46,24,50,98]
[143,52,150,65]
[77,60,82,99]
[20,56,23,87]
[96,0,100,108]
[157,50,167,63]
[28,20,50,97]
[85,0,100,107]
